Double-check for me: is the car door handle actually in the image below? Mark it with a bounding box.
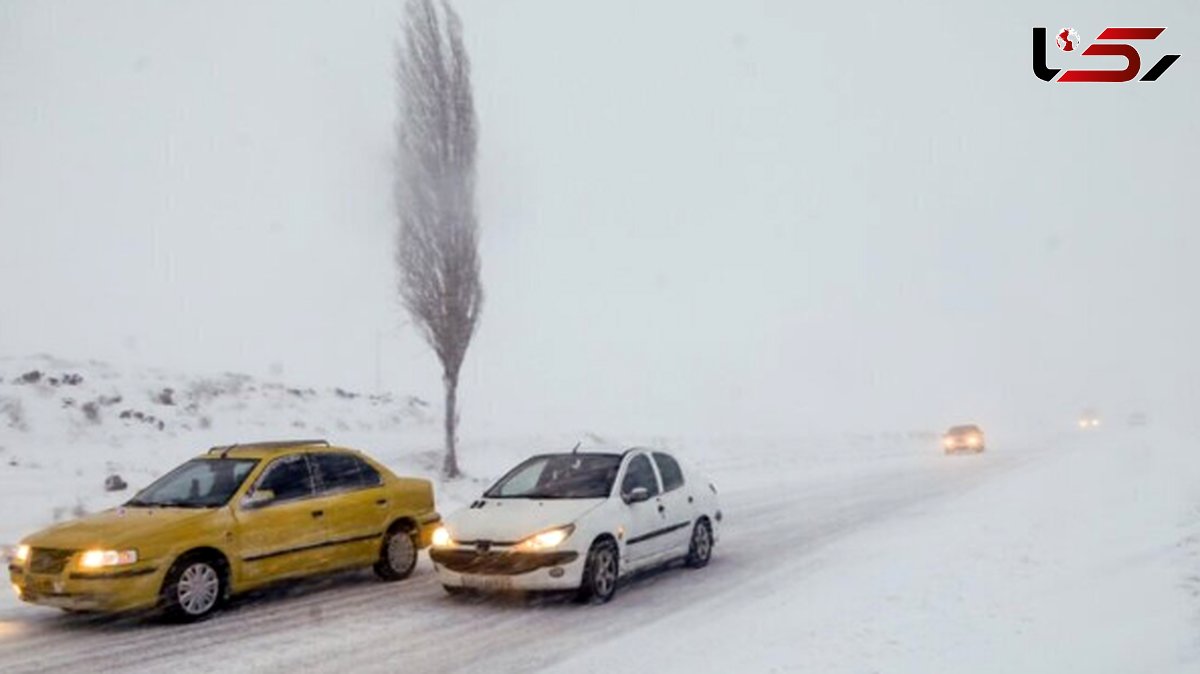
[375,499,388,507]
[311,510,325,519]
[657,504,665,514]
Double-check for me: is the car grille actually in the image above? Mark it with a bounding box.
[430,549,578,576]
[29,548,75,575]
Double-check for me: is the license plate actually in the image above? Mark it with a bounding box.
[461,575,513,591]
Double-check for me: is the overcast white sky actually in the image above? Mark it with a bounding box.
[1,0,1197,440]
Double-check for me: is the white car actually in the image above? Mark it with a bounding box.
[429,448,722,603]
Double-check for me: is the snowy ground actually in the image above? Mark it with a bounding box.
[0,357,1197,673]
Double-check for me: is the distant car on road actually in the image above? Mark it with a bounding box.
[943,425,985,453]
[431,448,721,603]
[1078,409,1101,429]
[8,439,441,621]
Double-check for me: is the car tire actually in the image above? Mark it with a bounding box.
[685,518,713,569]
[161,553,225,623]
[374,523,418,581]
[576,538,619,604]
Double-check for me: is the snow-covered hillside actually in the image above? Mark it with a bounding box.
[0,354,432,441]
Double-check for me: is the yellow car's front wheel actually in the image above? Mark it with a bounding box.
[374,525,418,581]
[161,553,226,622]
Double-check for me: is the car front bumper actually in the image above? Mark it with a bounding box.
[430,547,585,591]
[9,562,164,612]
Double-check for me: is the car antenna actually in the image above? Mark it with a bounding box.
[571,441,581,454]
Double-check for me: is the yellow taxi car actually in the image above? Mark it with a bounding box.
[8,439,440,621]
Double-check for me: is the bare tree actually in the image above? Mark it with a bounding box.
[394,0,482,478]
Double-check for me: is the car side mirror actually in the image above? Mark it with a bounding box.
[624,487,650,504]
[243,489,276,509]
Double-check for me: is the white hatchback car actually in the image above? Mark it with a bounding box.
[430,448,721,603]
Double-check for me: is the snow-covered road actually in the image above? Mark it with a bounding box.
[0,443,1030,673]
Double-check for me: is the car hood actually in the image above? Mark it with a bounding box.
[21,506,213,550]
[444,498,605,544]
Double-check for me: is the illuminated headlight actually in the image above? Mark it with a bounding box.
[967,435,980,446]
[517,525,575,551]
[431,526,453,548]
[13,544,30,564]
[943,438,955,447]
[79,549,138,569]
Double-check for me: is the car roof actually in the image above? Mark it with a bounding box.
[525,451,624,460]
[946,424,983,434]
[199,439,357,460]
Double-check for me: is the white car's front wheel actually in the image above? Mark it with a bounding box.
[576,538,619,604]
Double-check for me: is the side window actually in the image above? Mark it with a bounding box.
[652,452,685,492]
[359,460,382,487]
[256,455,315,503]
[312,453,383,493]
[621,454,660,497]
[313,453,366,493]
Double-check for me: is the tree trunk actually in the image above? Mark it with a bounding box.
[442,370,461,478]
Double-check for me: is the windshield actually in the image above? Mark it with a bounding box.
[127,458,259,508]
[484,453,621,499]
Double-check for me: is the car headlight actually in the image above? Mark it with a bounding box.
[431,526,453,548]
[79,549,138,569]
[967,435,980,446]
[517,525,575,551]
[13,544,30,565]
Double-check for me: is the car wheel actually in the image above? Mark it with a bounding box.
[685,518,713,568]
[576,538,619,604]
[374,524,418,581]
[161,554,224,622]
